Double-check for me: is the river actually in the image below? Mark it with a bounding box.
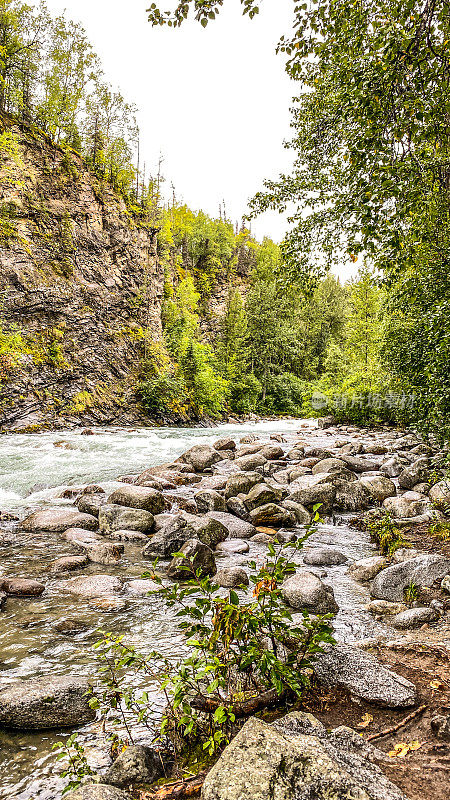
[0,420,387,800]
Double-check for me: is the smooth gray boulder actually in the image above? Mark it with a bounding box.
[215,567,249,588]
[20,508,98,533]
[77,493,107,517]
[1,578,45,596]
[430,480,450,505]
[314,644,417,707]
[103,744,164,788]
[167,538,216,579]
[63,574,122,598]
[0,675,94,730]
[235,453,267,471]
[281,571,338,614]
[84,541,124,565]
[184,514,228,547]
[214,437,236,452]
[107,485,165,515]
[380,455,405,478]
[99,504,154,534]
[340,455,378,473]
[260,444,284,460]
[282,499,311,525]
[216,539,250,555]
[202,713,406,800]
[207,511,255,539]
[66,786,130,800]
[371,555,450,601]
[50,555,89,573]
[382,494,428,518]
[311,458,348,475]
[333,479,370,511]
[392,606,439,629]
[303,548,347,566]
[288,475,335,511]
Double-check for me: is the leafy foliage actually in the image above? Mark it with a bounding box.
[367,513,410,557]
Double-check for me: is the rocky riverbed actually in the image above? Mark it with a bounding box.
[1,419,450,800]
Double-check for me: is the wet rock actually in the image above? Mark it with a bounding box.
[184,514,228,548]
[64,528,102,546]
[142,515,190,559]
[0,675,95,730]
[226,497,251,520]
[311,457,348,475]
[66,784,130,800]
[249,503,295,529]
[225,471,262,499]
[20,508,98,533]
[214,437,236,452]
[207,511,255,539]
[50,555,89,573]
[216,539,250,555]
[429,480,450,505]
[104,744,164,788]
[359,475,396,502]
[99,504,154,534]
[109,529,149,543]
[215,567,249,588]
[202,713,405,800]
[398,457,429,489]
[274,531,298,544]
[235,443,264,457]
[260,444,284,460]
[303,548,347,566]
[371,555,450,601]
[194,490,226,513]
[107,485,166,515]
[88,597,127,613]
[244,483,285,510]
[314,644,417,707]
[235,453,267,471]
[288,475,335,511]
[333,479,370,511]
[180,444,222,472]
[281,571,338,614]
[167,538,216,579]
[84,541,124,565]
[392,606,439,628]
[54,619,90,635]
[64,574,123,598]
[348,556,386,582]
[251,532,273,544]
[1,578,45,596]
[282,499,311,525]
[126,579,160,595]
[77,493,107,517]
[165,492,198,513]
[340,455,378,473]
[382,494,428,518]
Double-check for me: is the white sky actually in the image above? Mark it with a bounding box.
[45,0,295,243]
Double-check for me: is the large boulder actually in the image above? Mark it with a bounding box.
[340,455,378,473]
[333,479,370,511]
[225,472,262,499]
[303,547,347,566]
[99,504,154,534]
[104,744,164,788]
[77,493,107,517]
[66,786,130,800]
[142,515,190,559]
[371,555,450,601]
[380,455,406,478]
[311,458,348,475]
[281,571,338,614]
[347,556,386,582]
[63,574,123,598]
[359,475,396,502]
[194,490,226,513]
[288,475,335,512]
[398,457,429,489]
[1,578,45,596]
[244,483,284,510]
[107,485,165,515]
[207,511,255,539]
[215,567,249,588]
[314,644,417,708]
[50,555,89,573]
[429,480,450,505]
[260,444,284,460]
[167,538,216,579]
[235,453,267,471]
[84,542,124,565]
[282,500,311,525]
[0,675,95,729]
[249,503,295,529]
[202,713,406,800]
[180,444,222,472]
[214,437,236,452]
[20,508,98,533]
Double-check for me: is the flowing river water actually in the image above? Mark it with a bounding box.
[0,420,389,800]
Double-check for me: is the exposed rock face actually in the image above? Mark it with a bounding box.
[314,644,417,707]
[0,675,94,729]
[201,713,406,800]
[0,116,163,432]
[371,555,450,601]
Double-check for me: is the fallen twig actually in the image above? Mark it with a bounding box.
[367,704,427,742]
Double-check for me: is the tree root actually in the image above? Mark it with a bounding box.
[367,704,427,742]
[140,771,206,799]
[190,687,287,718]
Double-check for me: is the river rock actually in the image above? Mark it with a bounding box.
[366,600,406,616]
[249,503,295,529]
[194,490,226,512]
[99,504,154,534]
[359,475,396,502]
[207,511,255,539]
[303,548,347,566]
[20,508,98,533]
[77,493,107,517]
[282,500,311,525]
[244,483,284,510]
[54,619,90,635]
[333,479,370,511]
[107,485,166,514]
[64,528,102,546]
[109,529,149,542]
[226,497,251,520]
[216,539,250,555]
[84,541,124,565]
[167,538,216,579]
[1,578,45,596]
[392,547,419,563]
[380,455,405,478]
[88,597,127,613]
[63,574,123,598]
[281,571,338,614]
[441,574,450,593]
[311,458,348,475]
[429,480,450,505]
[340,455,378,473]
[214,437,236,452]
[371,555,450,601]
[398,457,429,489]
[382,495,428,518]
[430,714,450,741]
[202,713,406,800]
[142,515,190,559]
[235,453,267,471]
[260,444,284,460]
[184,514,228,547]
[215,567,249,588]
[314,643,417,707]
[225,471,262,499]
[0,675,94,730]
[50,555,89,573]
[104,744,164,788]
[392,606,439,629]
[288,475,335,511]
[348,556,386,582]
[126,579,160,594]
[65,785,130,800]
[180,444,222,472]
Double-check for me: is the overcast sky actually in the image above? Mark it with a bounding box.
[45,0,295,243]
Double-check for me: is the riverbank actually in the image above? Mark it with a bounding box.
[1,420,450,800]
